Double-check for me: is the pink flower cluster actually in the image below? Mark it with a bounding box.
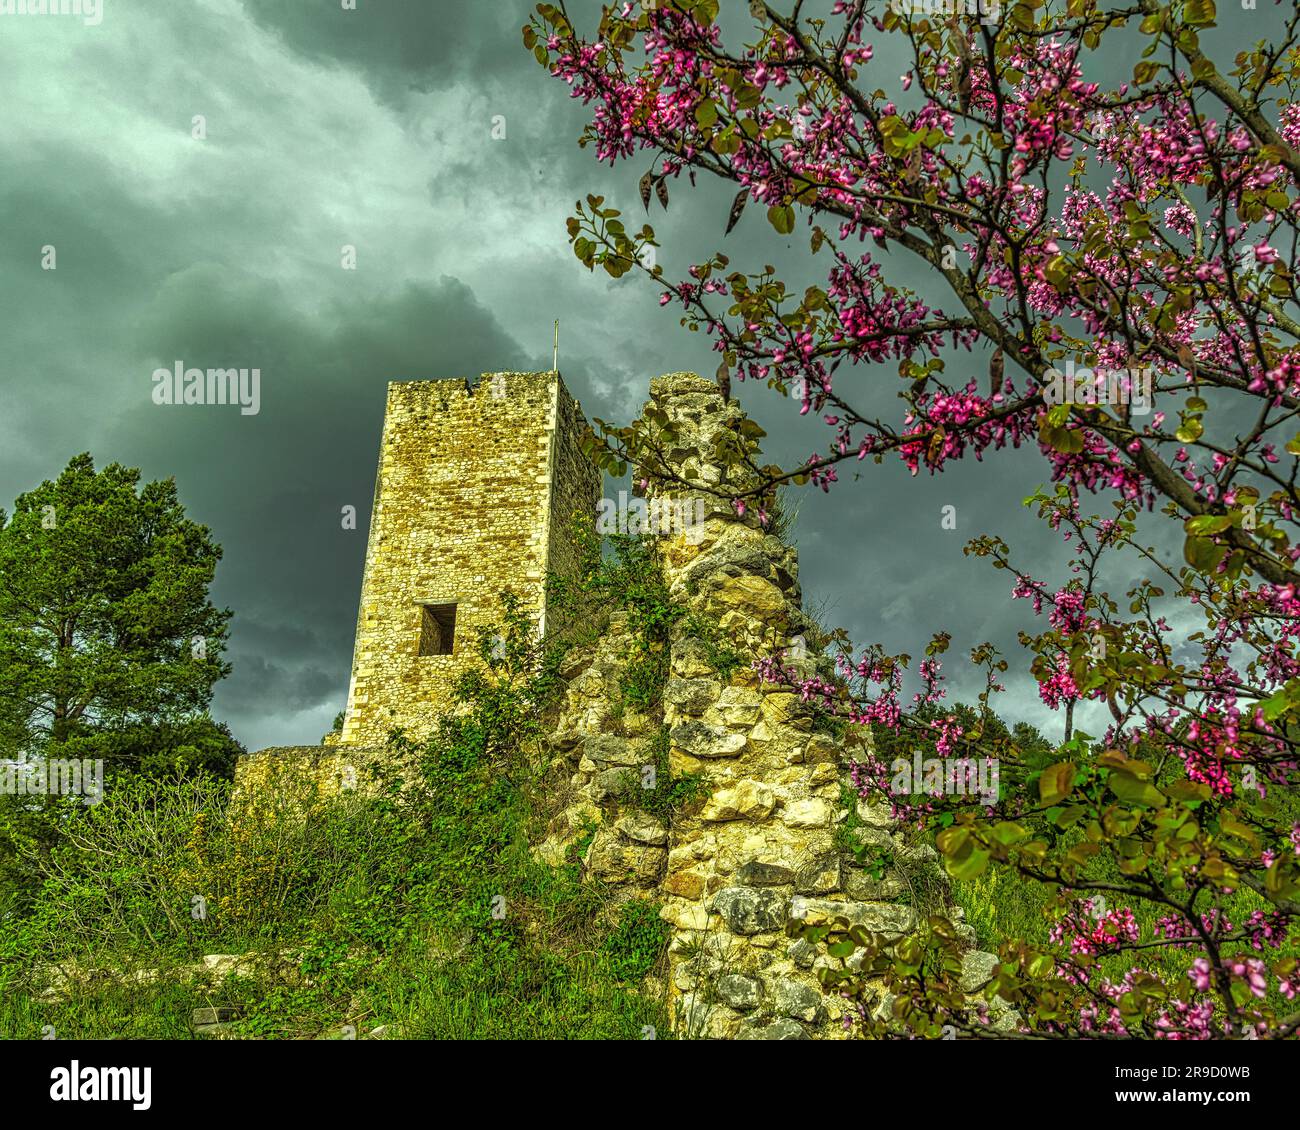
[1049,898,1139,956]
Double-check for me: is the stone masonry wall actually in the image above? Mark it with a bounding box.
[233,744,388,811]
[643,373,865,1038]
[638,375,998,1038]
[543,375,602,635]
[536,611,670,892]
[337,371,599,747]
[526,372,1005,1038]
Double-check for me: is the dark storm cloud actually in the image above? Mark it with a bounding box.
[241,0,528,105]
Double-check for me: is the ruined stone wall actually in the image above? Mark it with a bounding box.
[232,744,389,811]
[538,373,1000,1039]
[642,374,862,1037]
[337,371,599,747]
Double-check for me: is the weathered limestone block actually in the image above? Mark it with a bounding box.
[899,841,942,867]
[716,974,763,1011]
[677,542,785,598]
[791,898,918,939]
[706,686,764,729]
[760,692,811,731]
[857,799,895,827]
[770,978,824,1023]
[535,836,571,869]
[662,870,707,899]
[988,997,1024,1033]
[781,798,832,828]
[717,825,835,876]
[665,676,720,715]
[667,837,717,870]
[794,854,841,895]
[584,828,665,887]
[699,780,775,822]
[672,637,718,678]
[960,950,1000,993]
[748,712,785,759]
[660,901,710,930]
[711,887,788,935]
[558,645,595,682]
[682,1001,746,1040]
[582,734,642,767]
[803,734,841,764]
[787,938,817,969]
[808,763,840,789]
[706,574,790,629]
[845,869,906,900]
[616,812,668,845]
[591,767,638,802]
[737,1018,808,1040]
[670,720,746,759]
[734,861,795,887]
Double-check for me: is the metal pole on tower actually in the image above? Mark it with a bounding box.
[553,320,559,371]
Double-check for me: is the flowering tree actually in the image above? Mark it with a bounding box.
[529,0,1300,1037]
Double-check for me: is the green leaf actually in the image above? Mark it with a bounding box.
[1054,805,1087,828]
[946,847,990,881]
[1220,813,1259,849]
[1109,769,1166,808]
[695,0,720,25]
[990,821,1028,846]
[694,100,718,128]
[766,205,795,235]
[1039,761,1076,805]
[1258,681,1300,722]
[1040,421,1084,454]
[1264,855,1300,901]
[1166,780,1211,804]
[1184,514,1232,535]
[1183,535,1227,572]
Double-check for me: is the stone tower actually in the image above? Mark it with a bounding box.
[335,371,601,747]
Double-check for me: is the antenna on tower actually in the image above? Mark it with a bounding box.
[553,320,559,372]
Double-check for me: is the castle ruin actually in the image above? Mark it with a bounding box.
[235,368,1005,1039]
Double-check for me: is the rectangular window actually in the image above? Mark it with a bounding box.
[418,603,457,656]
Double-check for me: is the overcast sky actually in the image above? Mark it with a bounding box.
[0,1,1274,753]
